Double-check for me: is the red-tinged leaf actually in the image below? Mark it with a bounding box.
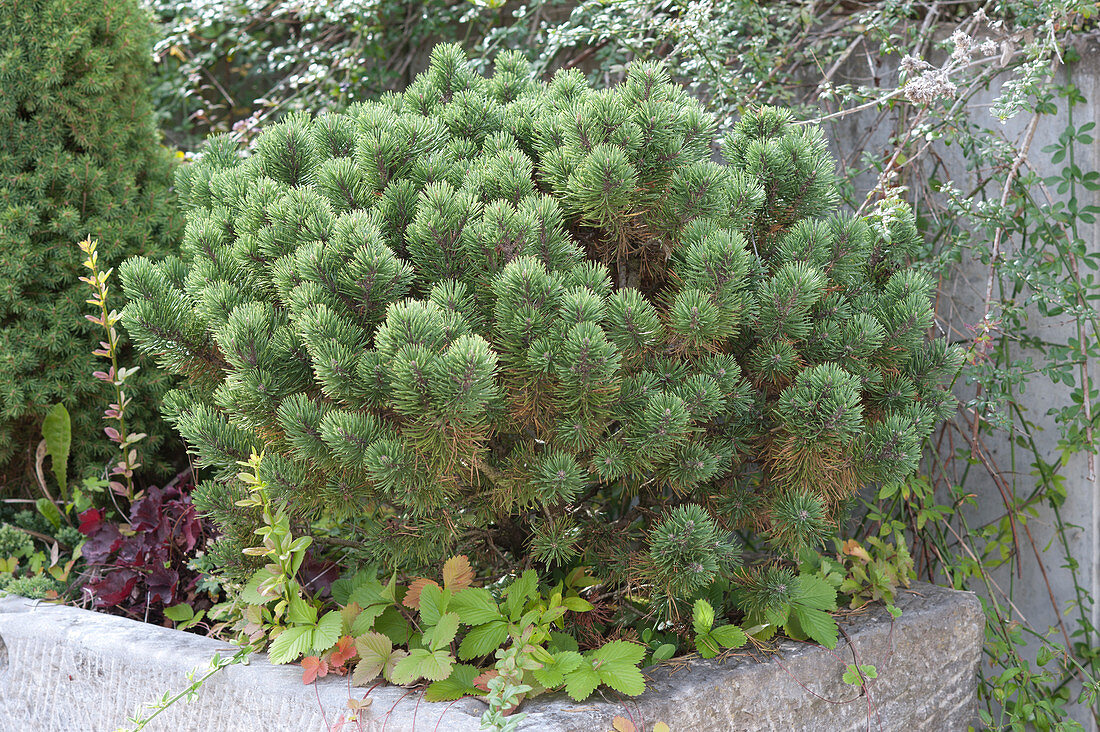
[403,578,439,610]
[78,508,104,535]
[442,555,474,592]
[473,669,498,692]
[85,315,105,325]
[88,569,138,607]
[329,635,356,667]
[612,716,637,732]
[301,655,329,685]
[81,523,123,562]
[92,349,110,357]
[109,481,127,496]
[92,371,112,382]
[104,427,121,443]
[146,567,179,605]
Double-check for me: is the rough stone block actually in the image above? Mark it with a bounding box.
[0,582,981,731]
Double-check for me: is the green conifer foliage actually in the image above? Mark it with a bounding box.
[122,45,960,613]
[0,0,180,482]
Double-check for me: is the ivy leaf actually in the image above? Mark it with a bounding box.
[451,587,502,626]
[457,619,509,660]
[563,659,600,701]
[692,598,714,636]
[426,611,461,652]
[268,626,313,664]
[311,610,343,653]
[424,663,485,701]
[391,648,454,684]
[442,555,474,591]
[532,650,583,689]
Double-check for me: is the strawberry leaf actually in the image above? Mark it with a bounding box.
[426,612,461,652]
[391,648,454,685]
[268,626,312,665]
[563,659,600,701]
[424,663,484,702]
[442,555,474,592]
[457,619,509,660]
[451,587,502,626]
[692,599,714,636]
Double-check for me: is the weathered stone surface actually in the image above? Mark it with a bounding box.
[0,582,981,731]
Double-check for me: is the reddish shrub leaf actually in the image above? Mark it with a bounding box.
[302,656,329,685]
[88,569,138,607]
[81,524,123,564]
[77,508,104,535]
[329,636,356,667]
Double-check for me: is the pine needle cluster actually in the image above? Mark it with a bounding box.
[121,45,959,614]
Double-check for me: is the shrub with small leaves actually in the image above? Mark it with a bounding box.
[122,44,959,624]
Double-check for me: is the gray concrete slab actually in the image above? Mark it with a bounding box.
[0,582,981,731]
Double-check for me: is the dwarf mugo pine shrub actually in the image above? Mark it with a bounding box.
[121,45,959,614]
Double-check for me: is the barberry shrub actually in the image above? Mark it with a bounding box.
[121,45,959,616]
[0,0,181,483]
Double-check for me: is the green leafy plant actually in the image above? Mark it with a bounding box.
[122,45,957,649]
[843,663,878,687]
[41,404,71,500]
[691,598,747,659]
[79,238,150,500]
[226,452,650,715]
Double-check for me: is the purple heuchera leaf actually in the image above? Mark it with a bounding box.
[146,567,180,605]
[81,523,123,564]
[88,569,138,607]
[78,475,208,615]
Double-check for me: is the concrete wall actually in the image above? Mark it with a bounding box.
[0,585,981,732]
[824,40,1100,729]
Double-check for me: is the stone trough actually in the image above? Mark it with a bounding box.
[0,582,982,731]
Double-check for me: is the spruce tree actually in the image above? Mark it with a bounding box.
[0,0,181,484]
[122,45,960,615]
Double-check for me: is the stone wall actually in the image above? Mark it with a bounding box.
[0,585,981,731]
